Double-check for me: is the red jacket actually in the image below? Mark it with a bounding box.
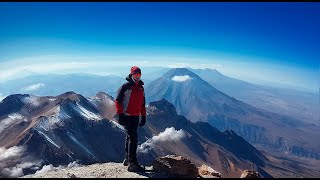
[115,74,146,116]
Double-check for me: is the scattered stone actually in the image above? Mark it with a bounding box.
[67,173,77,178]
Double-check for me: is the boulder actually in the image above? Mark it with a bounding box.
[152,155,199,178]
[240,170,261,178]
[198,164,222,178]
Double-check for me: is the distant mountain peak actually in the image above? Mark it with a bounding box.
[166,68,200,78]
[94,91,114,101]
[189,68,224,77]
[210,69,223,75]
[59,91,77,96]
[56,91,85,102]
[148,98,177,115]
[2,94,30,102]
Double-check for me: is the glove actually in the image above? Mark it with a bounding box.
[139,116,146,127]
[117,113,126,126]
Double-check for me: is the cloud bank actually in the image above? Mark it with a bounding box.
[35,161,80,175]
[0,146,42,178]
[138,127,186,154]
[21,83,45,91]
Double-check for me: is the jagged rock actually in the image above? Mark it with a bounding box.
[198,164,222,178]
[67,173,77,178]
[152,155,199,178]
[240,170,261,178]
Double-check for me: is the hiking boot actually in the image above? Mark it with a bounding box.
[127,162,144,172]
[123,158,129,166]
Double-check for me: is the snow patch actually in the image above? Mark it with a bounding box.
[110,119,126,132]
[56,106,71,120]
[72,102,101,120]
[68,133,96,159]
[37,106,69,131]
[36,131,61,148]
[49,98,56,102]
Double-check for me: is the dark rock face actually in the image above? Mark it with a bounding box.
[0,94,29,116]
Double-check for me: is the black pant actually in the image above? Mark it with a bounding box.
[123,115,139,163]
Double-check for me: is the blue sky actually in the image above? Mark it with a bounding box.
[0,2,319,92]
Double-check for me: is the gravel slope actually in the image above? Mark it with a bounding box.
[21,162,158,178]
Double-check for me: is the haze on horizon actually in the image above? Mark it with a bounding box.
[0,2,319,93]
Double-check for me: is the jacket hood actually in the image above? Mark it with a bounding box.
[126,74,144,85]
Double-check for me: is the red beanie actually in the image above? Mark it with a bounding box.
[130,66,141,74]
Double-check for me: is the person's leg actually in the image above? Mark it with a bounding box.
[125,135,129,159]
[123,116,129,166]
[126,116,144,172]
[126,116,139,164]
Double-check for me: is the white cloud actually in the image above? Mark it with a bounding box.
[0,113,25,134]
[0,54,220,82]
[34,164,55,174]
[138,127,186,154]
[35,161,80,175]
[1,54,315,92]
[0,146,25,160]
[21,83,45,91]
[171,75,191,82]
[1,166,24,177]
[0,55,90,82]
[1,161,40,177]
[67,161,80,168]
[0,145,43,177]
[23,96,40,107]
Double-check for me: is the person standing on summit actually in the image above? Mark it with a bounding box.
[115,66,146,172]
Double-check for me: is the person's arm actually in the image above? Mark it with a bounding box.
[141,92,146,116]
[115,84,126,114]
[139,91,146,127]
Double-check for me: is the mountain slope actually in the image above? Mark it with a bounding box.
[145,68,320,160]
[1,92,318,178]
[139,99,273,178]
[189,68,319,126]
[0,92,271,178]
